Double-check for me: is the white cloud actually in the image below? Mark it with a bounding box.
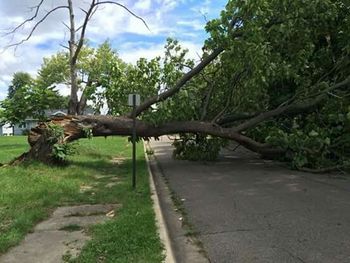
[119,41,202,64]
[0,0,226,101]
[120,43,164,63]
[0,51,17,72]
[177,20,204,31]
[0,44,56,75]
[55,83,70,97]
[0,80,8,100]
[134,0,152,11]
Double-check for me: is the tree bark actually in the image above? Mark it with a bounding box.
[17,115,284,165]
[67,0,79,115]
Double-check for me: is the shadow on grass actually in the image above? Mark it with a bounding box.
[70,158,145,175]
[12,157,143,176]
[0,144,28,148]
[82,152,114,160]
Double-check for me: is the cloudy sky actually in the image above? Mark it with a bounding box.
[0,0,227,100]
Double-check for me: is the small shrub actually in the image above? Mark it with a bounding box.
[52,143,76,162]
[173,133,227,161]
[47,124,65,144]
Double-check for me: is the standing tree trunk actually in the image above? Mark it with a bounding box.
[67,0,79,115]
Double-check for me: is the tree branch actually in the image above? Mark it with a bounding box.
[59,43,70,50]
[5,5,69,50]
[130,47,225,117]
[199,67,220,120]
[211,70,246,123]
[61,21,70,30]
[94,1,150,32]
[299,166,347,174]
[72,0,147,66]
[3,0,45,36]
[130,16,246,118]
[216,112,259,126]
[200,82,215,120]
[71,0,96,65]
[233,76,350,132]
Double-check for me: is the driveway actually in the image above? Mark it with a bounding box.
[150,138,350,263]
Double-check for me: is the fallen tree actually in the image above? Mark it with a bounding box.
[17,115,282,165]
[3,0,350,172]
[15,72,349,166]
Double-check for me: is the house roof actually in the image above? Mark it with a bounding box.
[44,107,94,117]
[44,109,68,116]
[2,107,95,124]
[50,110,67,117]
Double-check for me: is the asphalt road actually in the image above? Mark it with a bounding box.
[150,138,350,263]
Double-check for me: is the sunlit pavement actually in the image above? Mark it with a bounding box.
[150,137,350,263]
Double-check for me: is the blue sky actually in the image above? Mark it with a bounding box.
[0,0,227,99]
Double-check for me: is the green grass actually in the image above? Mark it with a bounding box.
[0,136,29,163]
[0,136,164,262]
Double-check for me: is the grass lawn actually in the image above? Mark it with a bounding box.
[0,136,164,262]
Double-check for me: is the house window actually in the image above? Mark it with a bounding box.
[19,122,27,129]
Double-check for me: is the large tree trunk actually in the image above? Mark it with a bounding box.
[13,115,284,165]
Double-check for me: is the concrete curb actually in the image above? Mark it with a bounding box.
[144,139,209,263]
[144,142,176,263]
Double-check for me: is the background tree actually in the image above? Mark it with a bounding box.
[0,41,126,124]
[31,41,124,114]
[7,72,33,99]
[6,0,148,115]
[0,72,66,124]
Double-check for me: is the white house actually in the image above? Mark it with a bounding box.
[13,117,39,135]
[2,123,14,136]
[12,110,69,135]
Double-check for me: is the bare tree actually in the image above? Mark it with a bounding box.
[5,0,149,115]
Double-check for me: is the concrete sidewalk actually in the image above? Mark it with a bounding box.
[150,137,350,263]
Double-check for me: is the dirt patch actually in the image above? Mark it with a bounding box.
[110,157,126,165]
[79,185,93,193]
[105,182,123,188]
[93,174,119,180]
